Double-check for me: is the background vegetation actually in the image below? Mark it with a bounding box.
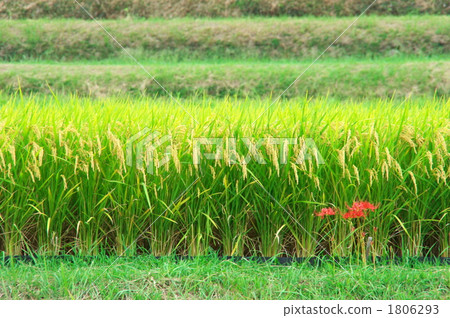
[1,15,448,99]
[2,58,448,98]
[1,0,448,19]
[1,17,448,61]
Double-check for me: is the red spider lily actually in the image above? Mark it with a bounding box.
[343,201,378,219]
[314,207,336,219]
[343,209,366,219]
[356,201,378,211]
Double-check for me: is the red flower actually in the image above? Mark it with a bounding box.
[343,209,365,219]
[314,207,336,219]
[357,201,378,211]
[343,201,378,219]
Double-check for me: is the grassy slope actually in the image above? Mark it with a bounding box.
[1,0,446,19]
[1,58,448,98]
[0,256,448,300]
[1,16,447,98]
[0,16,448,61]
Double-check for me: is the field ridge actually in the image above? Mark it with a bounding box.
[2,60,447,99]
[1,0,448,19]
[1,17,448,61]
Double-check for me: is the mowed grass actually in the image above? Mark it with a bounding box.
[1,57,448,98]
[0,255,448,300]
[0,94,448,258]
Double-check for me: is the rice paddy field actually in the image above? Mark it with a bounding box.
[0,95,449,259]
[0,0,449,301]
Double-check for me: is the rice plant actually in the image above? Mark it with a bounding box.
[0,94,448,257]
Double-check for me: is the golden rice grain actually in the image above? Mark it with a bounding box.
[385,147,392,167]
[74,155,79,175]
[37,146,44,167]
[381,160,389,181]
[209,165,216,179]
[367,168,376,186]
[223,175,228,188]
[400,126,417,152]
[82,162,89,179]
[58,130,64,147]
[96,135,102,156]
[139,167,147,185]
[6,163,15,183]
[436,132,447,154]
[373,130,379,145]
[374,142,380,164]
[64,142,73,159]
[437,165,447,184]
[349,137,361,158]
[31,163,41,180]
[353,165,360,185]
[337,149,346,177]
[172,146,181,173]
[8,145,16,166]
[51,147,57,162]
[241,156,248,180]
[423,165,430,178]
[26,166,35,183]
[0,150,5,171]
[32,125,41,140]
[107,130,125,172]
[291,163,299,184]
[392,159,403,180]
[435,147,445,166]
[61,174,68,191]
[408,171,418,195]
[313,176,321,190]
[308,159,314,179]
[426,151,433,169]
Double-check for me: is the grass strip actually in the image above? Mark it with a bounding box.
[0,255,448,299]
[1,16,448,61]
[1,59,448,98]
[2,255,449,266]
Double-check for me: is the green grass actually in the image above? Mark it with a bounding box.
[1,58,448,98]
[0,94,448,257]
[1,16,448,61]
[0,255,448,299]
[11,55,448,65]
